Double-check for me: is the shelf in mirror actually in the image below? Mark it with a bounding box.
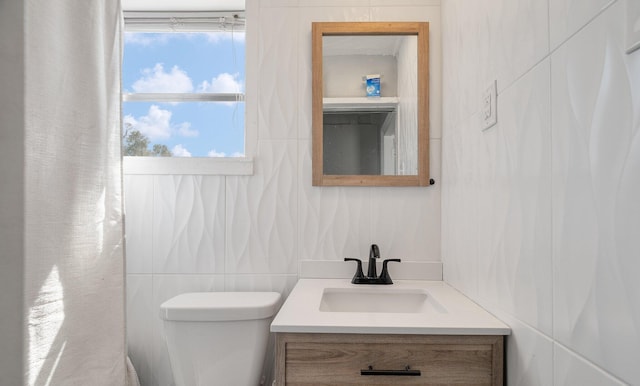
[323,97,398,112]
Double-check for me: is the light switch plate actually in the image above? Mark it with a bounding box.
[481,80,497,131]
[627,0,640,54]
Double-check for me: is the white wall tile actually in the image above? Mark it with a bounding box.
[371,0,440,5]
[554,344,626,386]
[152,176,225,274]
[370,140,441,262]
[441,113,481,300]
[297,140,374,261]
[489,0,549,91]
[299,0,370,7]
[224,274,298,296]
[258,7,299,140]
[124,175,153,274]
[226,140,298,274]
[260,0,299,7]
[475,60,553,335]
[549,0,615,50]
[551,2,640,384]
[491,311,554,386]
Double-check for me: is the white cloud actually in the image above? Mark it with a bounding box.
[172,144,192,157]
[207,149,226,157]
[198,72,243,93]
[132,63,194,93]
[124,105,194,141]
[177,122,199,138]
[123,105,172,140]
[231,152,245,157]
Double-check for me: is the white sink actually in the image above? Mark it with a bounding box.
[319,287,445,313]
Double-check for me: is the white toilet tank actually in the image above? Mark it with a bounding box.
[160,292,281,386]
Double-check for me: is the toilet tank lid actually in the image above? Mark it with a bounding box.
[160,292,282,322]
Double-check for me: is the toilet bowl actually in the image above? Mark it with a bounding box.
[160,292,281,386]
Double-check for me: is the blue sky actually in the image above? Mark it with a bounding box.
[122,31,246,157]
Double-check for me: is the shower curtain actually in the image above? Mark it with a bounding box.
[24,1,127,384]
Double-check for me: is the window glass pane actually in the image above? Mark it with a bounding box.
[123,32,245,94]
[122,31,246,157]
[123,101,245,157]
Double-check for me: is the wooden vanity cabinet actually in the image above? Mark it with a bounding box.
[275,333,504,386]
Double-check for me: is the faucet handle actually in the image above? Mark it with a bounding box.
[378,258,401,284]
[344,258,366,283]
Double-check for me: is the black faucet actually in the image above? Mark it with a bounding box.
[344,244,401,285]
[367,244,380,278]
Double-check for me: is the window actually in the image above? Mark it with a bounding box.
[122,12,246,158]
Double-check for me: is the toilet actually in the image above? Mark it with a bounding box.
[160,292,281,386]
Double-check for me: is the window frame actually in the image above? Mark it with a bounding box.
[122,11,255,175]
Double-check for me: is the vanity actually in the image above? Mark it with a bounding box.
[271,279,510,385]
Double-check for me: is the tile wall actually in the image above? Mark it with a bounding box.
[125,1,442,385]
[442,0,640,384]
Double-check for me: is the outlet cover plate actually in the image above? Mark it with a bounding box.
[482,80,497,131]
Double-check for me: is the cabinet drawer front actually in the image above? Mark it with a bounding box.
[285,342,494,385]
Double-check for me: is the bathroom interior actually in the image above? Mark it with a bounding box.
[1,0,639,385]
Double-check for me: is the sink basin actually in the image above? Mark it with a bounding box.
[319,287,443,313]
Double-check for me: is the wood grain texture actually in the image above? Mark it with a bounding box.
[275,333,504,386]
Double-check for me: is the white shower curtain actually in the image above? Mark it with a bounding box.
[24,1,126,384]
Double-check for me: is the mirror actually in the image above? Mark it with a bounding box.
[312,22,430,186]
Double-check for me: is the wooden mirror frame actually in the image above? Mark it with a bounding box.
[312,22,430,187]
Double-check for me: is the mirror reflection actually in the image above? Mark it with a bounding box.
[322,35,418,176]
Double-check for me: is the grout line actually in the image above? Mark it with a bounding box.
[553,340,629,384]
[472,0,619,120]
[547,0,556,372]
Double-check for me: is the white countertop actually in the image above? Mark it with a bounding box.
[271,279,511,335]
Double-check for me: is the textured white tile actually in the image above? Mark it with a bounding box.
[370,6,443,140]
[151,275,225,386]
[490,311,554,386]
[371,0,440,5]
[442,0,548,126]
[226,140,298,274]
[551,2,640,384]
[126,275,153,386]
[440,0,493,128]
[441,113,481,299]
[475,60,553,335]
[370,140,441,262]
[554,344,626,386]
[152,176,225,274]
[258,7,299,140]
[490,0,549,90]
[299,0,370,6]
[549,0,615,50]
[124,175,153,274]
[297,140,373,261]
[224,274,298,298]
[297,7,371,140]
[260,0,299,7]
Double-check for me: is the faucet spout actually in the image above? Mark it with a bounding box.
[367,244,380,278]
